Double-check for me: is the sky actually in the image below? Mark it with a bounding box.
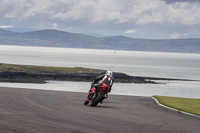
[0,0,200,39]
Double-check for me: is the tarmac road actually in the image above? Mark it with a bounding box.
[0,87,199,133]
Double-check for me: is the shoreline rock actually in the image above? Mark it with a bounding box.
[0,71,197,84]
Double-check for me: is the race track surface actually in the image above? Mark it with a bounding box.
[0,87,199,133]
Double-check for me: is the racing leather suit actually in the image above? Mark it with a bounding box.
[92,74,114,92]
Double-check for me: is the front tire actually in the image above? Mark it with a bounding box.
[84,100,89,105]
[91,92,103,107]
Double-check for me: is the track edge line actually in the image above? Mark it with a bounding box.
[151,96,200,118]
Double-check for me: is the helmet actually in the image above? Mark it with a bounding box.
[106,70,113,76]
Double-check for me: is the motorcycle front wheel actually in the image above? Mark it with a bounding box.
[84,99,89,105]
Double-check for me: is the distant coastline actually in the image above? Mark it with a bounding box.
[0,63,197,84]
[0,29,200,53]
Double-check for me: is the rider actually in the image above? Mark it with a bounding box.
[87,70,114,102]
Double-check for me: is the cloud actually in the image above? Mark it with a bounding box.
[0,25,13,28]
[170,30,200,38]
[1,0,69,19]
[170,33,181,39]
[164,0,200,4]
[0,0,200,38]
[52,0,200,26]
[1,0,200,25]
[117,0,200,25]
[52,23,58,29]
[52,0,122,22]
[124,30,137,34]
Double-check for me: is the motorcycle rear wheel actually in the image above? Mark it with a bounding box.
[91,92,103,107]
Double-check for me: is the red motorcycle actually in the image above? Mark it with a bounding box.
[84,82,109,107]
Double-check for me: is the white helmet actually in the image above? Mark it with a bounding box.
[106,70,113,76]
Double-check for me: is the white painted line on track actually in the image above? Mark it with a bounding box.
[152,96,200,118]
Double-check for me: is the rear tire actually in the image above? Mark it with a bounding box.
[91,92,103,107]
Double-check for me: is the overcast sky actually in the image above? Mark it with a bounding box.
[0,0,200,39]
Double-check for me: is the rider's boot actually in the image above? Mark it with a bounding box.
[104,94,108,99]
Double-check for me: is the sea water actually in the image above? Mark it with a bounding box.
[0,45,200,98]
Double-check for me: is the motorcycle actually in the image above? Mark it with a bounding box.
[84,81,109,107]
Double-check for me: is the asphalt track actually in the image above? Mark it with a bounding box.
[0,87,199,133]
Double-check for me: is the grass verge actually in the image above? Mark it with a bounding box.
[0,63,104,73]
[153,96,200,116]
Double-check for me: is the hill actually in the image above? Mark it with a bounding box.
[0,29,200,53]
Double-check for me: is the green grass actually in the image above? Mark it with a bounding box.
[0,63,104,73]
[153,96,200,116]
